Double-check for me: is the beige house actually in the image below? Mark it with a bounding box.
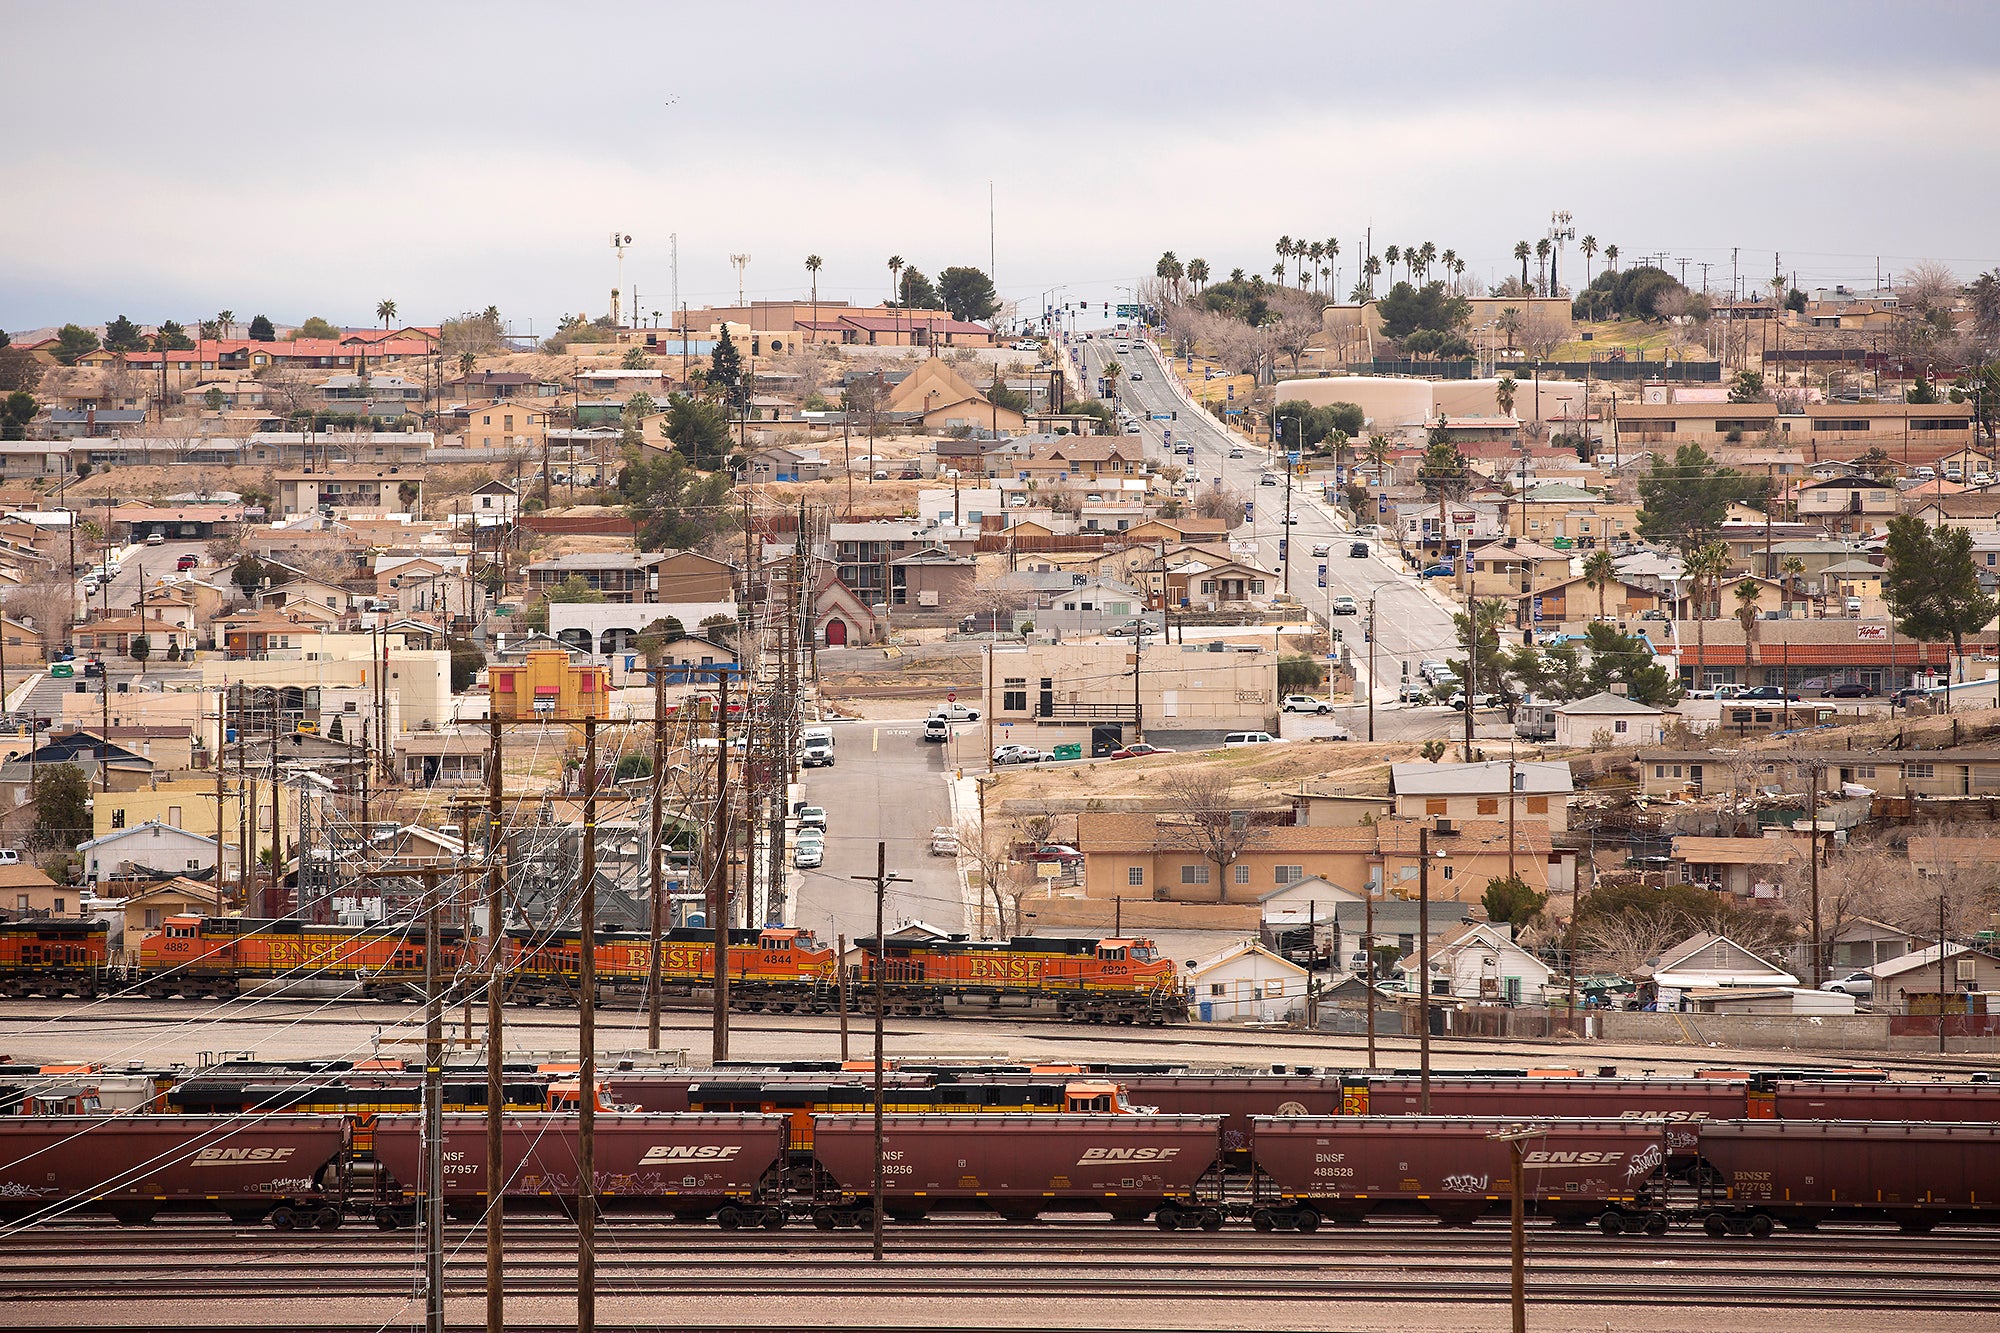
[1463,538,1572,600]
[1636,748,2000,800]
[1671,834,1802,897]
[1614,401,1972,454]
[884,359,1024,432]
[463,402,550,452]
[1796,476,1898,534]
[1162,554,1280,611]
[1388,760,1573,835]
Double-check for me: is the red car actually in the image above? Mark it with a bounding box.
[176,554,199,571]
[1109,743,1176,760]
[1028,844,1081,863]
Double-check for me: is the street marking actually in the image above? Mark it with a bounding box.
[872,728,879,752]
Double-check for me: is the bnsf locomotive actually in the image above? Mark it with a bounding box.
[60,915,1183,1023]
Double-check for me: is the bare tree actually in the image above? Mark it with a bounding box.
[1158,770,1256,902]
[6,578,75,649]
[1893,825,2000,938]
[1271,316,1317,374]
[957,812,1017,936]
[1781,843,1897,980]
[1579,903,1683,977]
[1518,307,1569,362]
[1192,484,1246,526]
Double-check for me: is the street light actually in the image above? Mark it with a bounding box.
[1486,1122,1548,1333]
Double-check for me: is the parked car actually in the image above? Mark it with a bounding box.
[1398,683,1430,704]
[1104,620,1160,637]
[797,806,828,831]
[1892,686,1935,707]
[144,532,165,547]
[793,842,824,869]
[1447,690,1496,710]
[1223,731,1277,746]
[1820,971,1875,999]
[1330,595,1358,615]
[1108,743,1175,759]
[1637,608,1669,621]
[1029,844,1082,863]
[1349,542,1369,558]
[1419,564,1453,578]
[176,554,199,571]
[991,744,1044,765]
[1738,686,1800,701]
[1821,682,1877,698]
[928,827,958,856]
[1282,694,1330,714]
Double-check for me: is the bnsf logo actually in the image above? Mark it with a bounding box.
[193,1147,297,1165]
[1618,1110,1710,1122]
[1523,1150,1624,1166]
[639,1145,742,1164]
[1078,1147,1180,1164]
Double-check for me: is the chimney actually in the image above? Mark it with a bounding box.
[1611,682,1629,696]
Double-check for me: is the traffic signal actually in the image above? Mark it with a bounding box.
[1103,303,1110,315]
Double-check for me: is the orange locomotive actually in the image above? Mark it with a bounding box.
[0,920,112,998]
[853,934,1184,1024]
[507,926,837,1010]
[136,915,467,1000]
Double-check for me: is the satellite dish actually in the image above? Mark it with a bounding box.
[623,234,633,245]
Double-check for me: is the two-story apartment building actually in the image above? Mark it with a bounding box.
[1388,760,1574,834]
[1614,401,1973,456]
[829,522,979,606]
[985,640,1277,740]
[1795,476,1899,535]
[526,550,735,604]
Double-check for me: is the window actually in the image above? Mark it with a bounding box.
[1442,865,1455,880]
[1526,796,1549,814]
[1181,864,1211,885]
[1234,865,1250,884]
[1477,797,1498,815]
[1713,943,1730,966]
[1265,979,1286,997]
[53,898,64,914]
[1655,765,1666,778]
[111,809,125,829]
[1614,720,1628,734]
[1425,799,1447,816]
[1274,865,1303,885]
[1907,763,1935,779]
[1210,983,1226,997]
[1251,580,1266,595]
[1127,866,1145,887]
[1853,765,1876,779]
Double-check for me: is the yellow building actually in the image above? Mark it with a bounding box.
[489,649,610,720]
[92,780,242,842]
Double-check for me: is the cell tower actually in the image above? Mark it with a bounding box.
[1548,210,1575,295]
[730,254,751,310]
[611,231,632,326]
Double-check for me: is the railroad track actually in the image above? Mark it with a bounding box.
[5,1220,2000,1313]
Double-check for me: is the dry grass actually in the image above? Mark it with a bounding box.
[987,736,1423,809]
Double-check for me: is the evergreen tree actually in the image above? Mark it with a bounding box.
[1883,514,1999,711]
[103,315,145,352]
[707,328,743,392]
[247,314,276,341]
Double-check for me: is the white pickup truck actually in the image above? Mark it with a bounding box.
[929,702,981,723]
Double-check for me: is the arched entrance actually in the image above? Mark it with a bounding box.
[824,618,848,647]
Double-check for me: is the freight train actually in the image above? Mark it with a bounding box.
[8,1109,1996,1238]
[0,916,1185,1023]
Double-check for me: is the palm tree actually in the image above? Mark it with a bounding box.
[1417,241,1437,285]
[805,255,823,338]
[216,309,235,339]
[1272,262,1287,283]
[1683,541,1731,692]
[1306,241,1324,293]
[458,351,477,377]
[1535,239,1552,296]
[1440,249,1458,292]
[1780,556,1805,709]
[1366,433,1391,484]
[1362,254,1381,298]
[1324,237,1340,292]
[887,255,904,306]
[376,299,397,330]
[1453,257,1466,288]
[1604,244,1620,273]
[1498,306,1522,351]
[1384,245,1401,287]
[1102,359,1123,395]
[1583,549,1618,622]
[1187,258,1210,294]
[1513,242,1532,292]
[1733,579,1764,668]
[1276,236,1293,286]
[1580,235,1599,287]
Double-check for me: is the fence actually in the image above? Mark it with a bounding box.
[1343,359,1723,382]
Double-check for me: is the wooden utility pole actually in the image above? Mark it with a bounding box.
[836,932,849,1062]
[1419,823,1435,1114]
[710,675,731,1063]
[213,691,227,913]
[483,716,506,1333]
[1364,887,1377,1070]
[422,867,445,1333]
[850,842,907,1263]
[577,717,598,1333]
[648,667,668,1050]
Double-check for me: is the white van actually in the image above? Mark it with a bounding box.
[1223,731,1277,747]
[0,849,18,866]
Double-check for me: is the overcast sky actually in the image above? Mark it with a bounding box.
[6,1,1999,336]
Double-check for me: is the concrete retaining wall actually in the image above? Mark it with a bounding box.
[1017,896,1260,933]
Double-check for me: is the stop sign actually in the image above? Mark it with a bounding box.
[946,692,957,702]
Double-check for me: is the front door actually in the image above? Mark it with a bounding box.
[824,618,847,647]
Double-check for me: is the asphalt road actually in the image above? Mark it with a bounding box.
[1073,333,1492,743]
[787,715,968,944]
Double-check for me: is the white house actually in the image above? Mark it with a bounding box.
[1042,578,1148,639]
[1645,932,1798,1006]
[1431,921,1552,1005]
[1185,940,1310,1023]
[1553,691,1670,748]
[1389,759,1575,834]
[1869,943,2000,1009]
[77,821,227,885]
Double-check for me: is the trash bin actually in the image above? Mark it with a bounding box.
[1197,1000,1212,1022]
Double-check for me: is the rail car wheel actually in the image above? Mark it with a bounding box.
[760,1208,786,1230]
[1154,1208,1181,1231]
[1702,1213,1729,1238]
[1746,1214,1774,1238]
[1898,1216,1936,1234]
[1199,1208,1224,1231]
[1643,1213,1669,1237]
[1251,1209,1275,1231]
[1598,1212,1625,1236]
[812,1208,838,1231]
[376,1210,401,1231]
[268,1207,297,1232]
[716,1206,743,1230]
[1294,1209,1320,1232]
[315,1207,343,1231]
[850,1207,873,1232]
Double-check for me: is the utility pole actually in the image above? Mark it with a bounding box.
[213,691,227,912]
[1464,598,1478,763]
[483,717,506,1333]
[422,867,445,1333]
[1806,772,1825,988]
[1488,1125,1540,1333]
[1280,427,1295,596]
[1939,896,1949,1056]
[648,666,668,1049]
[1418,823,1439,1114]
[1366,597,1377,742]
[1131,628,1145,745]
[576,717,599,1333]
[1364,884,1377,1069]
[1507,747,1518,884]
[852,842,910,1264]
[710,675,731,1063]
[836,932,849,1062]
